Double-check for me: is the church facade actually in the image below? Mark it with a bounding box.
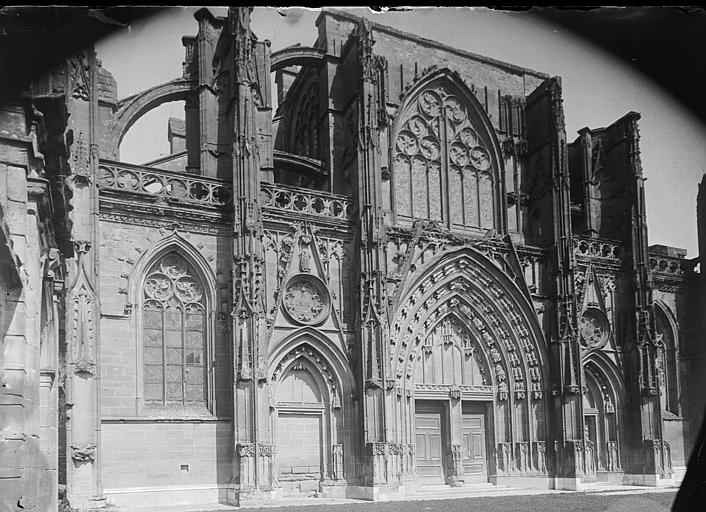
[0,7,701,511]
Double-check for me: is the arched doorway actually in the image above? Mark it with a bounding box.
[583,361,623,474]
[270,343,346,495]
[412,316,491,484]
[389,248,551,488]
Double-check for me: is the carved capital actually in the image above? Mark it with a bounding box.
[237,443,256,457]
[73,240,91,256]
[71,444,96,463]
[72,354,95,375]
[258,443,275,457]
[449,384,462,400]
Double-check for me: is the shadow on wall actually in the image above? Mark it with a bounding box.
[673,404,706,510]
[0,285,53,511]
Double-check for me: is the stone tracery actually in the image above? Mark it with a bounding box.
[393,77,497,229]
[142,252,206,404]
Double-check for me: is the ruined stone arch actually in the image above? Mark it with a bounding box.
[128,233,217,414]
[390,69,506,232]
[105,77,197,160]
[270,46,325,72]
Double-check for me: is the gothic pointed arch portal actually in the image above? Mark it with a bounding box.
[582,354,627,474]
[269,333,355,491]
[391,70,505,233]
[389,247,550,485]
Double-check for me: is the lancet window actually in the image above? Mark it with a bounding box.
[142,253,207,405]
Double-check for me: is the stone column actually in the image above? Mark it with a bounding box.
[623,113,672,484]
[227,8,276,505]
[37,247,63,512]
[446,389,465,486]
[63,50,105,510]
[542,78,591,488]
[354,18,400,497]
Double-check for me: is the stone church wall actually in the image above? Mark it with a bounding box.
[2,7,702,510]
[97,219,234,506]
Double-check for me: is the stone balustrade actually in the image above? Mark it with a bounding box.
[260,183,352,222]
[98,160,232,208]
[99,162,354,224]
[649,254,685,277]
[572,235,622,261]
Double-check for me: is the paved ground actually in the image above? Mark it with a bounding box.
[122,486,678,512]
[234,491,677,512]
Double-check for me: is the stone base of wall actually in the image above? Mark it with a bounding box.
[622,472,683,487]
[551,477,598,491]
[340,484,406,501]
[491,475,553,490]
[595,471,626,484]
[105,484,233,508]
[227,487,278,507]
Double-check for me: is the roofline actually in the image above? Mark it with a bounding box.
[571,111,641,144]
[316,8,550,80]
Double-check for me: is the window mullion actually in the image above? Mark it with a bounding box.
[182,307,186,405]
[161,309,166,405]
[441,115,450,228]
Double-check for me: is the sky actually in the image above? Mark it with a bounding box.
[95,7,706,257]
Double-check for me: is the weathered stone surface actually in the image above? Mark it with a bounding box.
[0,6,700,511]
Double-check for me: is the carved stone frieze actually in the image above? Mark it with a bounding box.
[99,209,230,236]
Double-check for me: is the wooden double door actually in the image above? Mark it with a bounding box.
[414,401,488,484]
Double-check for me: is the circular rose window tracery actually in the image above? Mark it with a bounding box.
[579,308,610,349]
[282,275,330,325]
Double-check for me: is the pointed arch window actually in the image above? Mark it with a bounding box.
[142,253,207,405]
[393,79,496,229]
[655,306,681,416]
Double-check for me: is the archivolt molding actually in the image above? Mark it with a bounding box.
[268,327,355,400]
[582,350,626,405]
[271,344,340,408]
[654,300,679,345]
[391,247,548,402]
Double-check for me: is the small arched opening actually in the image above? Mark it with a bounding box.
[270,339,350,494]
[583,357,625,474]
[654,302,681,416]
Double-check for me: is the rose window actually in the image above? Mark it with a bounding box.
[579,308,610,349]
[283,275,330,325]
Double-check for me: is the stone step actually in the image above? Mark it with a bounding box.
[409,483,510,496]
